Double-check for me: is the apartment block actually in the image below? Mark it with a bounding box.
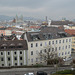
[22,27,72,65]
[0,40,28,67]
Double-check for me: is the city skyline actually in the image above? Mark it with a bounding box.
[0,0,75,20]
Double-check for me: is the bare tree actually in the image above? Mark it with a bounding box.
[37,45,59,65]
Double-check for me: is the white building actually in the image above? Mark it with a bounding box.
[22,27,72,65]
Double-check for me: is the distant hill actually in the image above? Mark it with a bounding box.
[0,15,40,21]
[0,15,13,21]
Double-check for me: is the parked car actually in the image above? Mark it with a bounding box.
[24,72,34,75]
[37,71,47,75]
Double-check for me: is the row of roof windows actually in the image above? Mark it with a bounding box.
[0,45,23,49]
[30,32,68,41]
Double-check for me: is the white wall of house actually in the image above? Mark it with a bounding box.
[27,37,72,65]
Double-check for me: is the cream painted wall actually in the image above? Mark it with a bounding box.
[27,37,72,65]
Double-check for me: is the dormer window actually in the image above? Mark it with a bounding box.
[43,33,53,40]
[31,33,40,41]
[17,43,23,48]
[1,44,7,49]
[9,43,15,48]
[57,32,67,38]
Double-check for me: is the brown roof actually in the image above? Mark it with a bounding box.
[51,21,73,25]
[0,40,28,51]
[42,20,74,26]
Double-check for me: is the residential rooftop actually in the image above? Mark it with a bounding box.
[21,27,71,42]
[0,40,28,51]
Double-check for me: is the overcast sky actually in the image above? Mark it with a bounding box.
[0,0,75,20]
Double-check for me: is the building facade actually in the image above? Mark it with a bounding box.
[22,27,72,65]
[65,29,75,51]
[0,40,28,67]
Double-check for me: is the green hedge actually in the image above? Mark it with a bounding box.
[52,70,75,75]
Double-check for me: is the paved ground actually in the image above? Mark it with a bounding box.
[0,66,72,75]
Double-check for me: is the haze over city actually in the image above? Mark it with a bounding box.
[0,0,75,20]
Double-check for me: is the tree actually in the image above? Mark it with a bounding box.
[37,45,63,65]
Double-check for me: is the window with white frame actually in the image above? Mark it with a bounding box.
[36,43,38,47]
[31,59,33,63]
[31,43,33,48]
[31,51,33,55]
[59,47,61,50]
[59,40,61,43]
[40,43,42,46]
[36,58,38,62]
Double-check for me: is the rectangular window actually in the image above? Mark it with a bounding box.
[68,51,70,54]
[20,63,22,66]
[63,40,64,43]
[31,59,33,63]
[49,41,50,45]
[40,50,42,53]
[65,52,67,55]
[59,53,60,56]
[36,51,38,54]
[14,57,17,60]
[59,40,61,43]
[62,52,64,55]
[15,63,17,66]
[31,43,33,48]
[40,57,42,61]
[44,49,46,52]
[36,58,38,62]
[56,40,57,44]
[48,48,50,52]
[69,45,70,48]
[8,57,10,61]
[62,46,64,50]
[55,47,57,51]
[2,64,4,66]
[1,52,3,55]
[36,43,38,47]
[52,48,54,51]
[20,51,22,54]
[20,57,22,60]
[14,52,16,55]
[31,51,33,55]
[59,47,61,50]
[52,41,54,44]
[69,39,71,42]
[45,42,47,46]
[1,58,3,61]
[8,52,10,55]
[66,39,68,42]
[40,43,42,46]
[66,45,67,49]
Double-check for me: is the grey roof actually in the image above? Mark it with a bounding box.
[0,40,28,51]
[24,27,71,42]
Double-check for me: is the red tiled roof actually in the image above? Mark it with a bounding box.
[29,26,40,29]
[65,29,75,35]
